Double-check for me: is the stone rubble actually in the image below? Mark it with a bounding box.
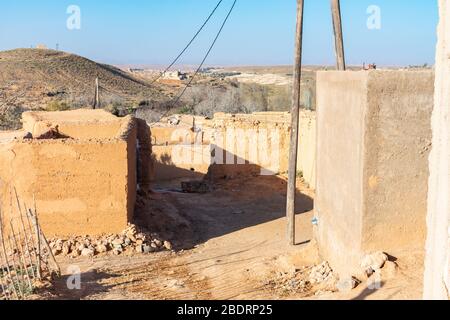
[263,261,341,297]
[263,271,312,296]
[360,251,388,276]
[48,224,173,258]
[309,261,335,285]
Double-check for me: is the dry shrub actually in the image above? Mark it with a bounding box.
[45,100,70,112]
[0,105,24,130]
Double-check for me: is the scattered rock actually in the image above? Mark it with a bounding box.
[143,245,153,254]
[22,132,33,139]
[154,239,162,247]
[361,252,388,276]
[96,244,108,254]
[336,276,361,292]
[112,238,124,247]
[166,279,185,289]
[309,262,333,284]
[135,245,143,254]
[168,115,181,126]
[81,248,94,257]
[164,241,173,251]
[181,180,211,194]
[71,249,80,258]
[62,243,72,256]
[47,224,170,258]
[112,248,122,255]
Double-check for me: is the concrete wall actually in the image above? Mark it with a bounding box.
[315,71,367,277]
[362,71,433,252]
[424,0,450,300]
[0,110,137,237]
[315,70,434,277]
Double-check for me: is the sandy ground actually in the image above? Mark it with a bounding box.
[38,176,424,300]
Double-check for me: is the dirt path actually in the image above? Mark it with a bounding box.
[41,176,424,300]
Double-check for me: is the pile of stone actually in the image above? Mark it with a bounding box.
[263,271,312,297]
[309,262,335,285]
[360,251,388,276]
[48,224,173,258]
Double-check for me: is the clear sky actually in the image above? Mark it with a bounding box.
[0,0,439,66]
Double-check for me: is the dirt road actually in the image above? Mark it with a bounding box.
[40,176,424,300]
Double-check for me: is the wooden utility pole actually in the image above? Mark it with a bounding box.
[93,77,100,109]
[286,0,305,246]
[331,0,346,70]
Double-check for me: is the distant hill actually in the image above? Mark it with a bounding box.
[0,48,166,113]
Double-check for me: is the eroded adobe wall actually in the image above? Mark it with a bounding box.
[315,70,434,277]
[0,110,137,237]
[150,112,317,187]
[150,116,213,181]
[22,109,124,139]
[210,112,291,179]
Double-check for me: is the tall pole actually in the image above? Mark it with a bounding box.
[93,77,100,109]
[331,0,346,70]
[286,0,304,246]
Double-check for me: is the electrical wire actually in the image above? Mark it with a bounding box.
[150,0,238,127]
[149,0,225,85]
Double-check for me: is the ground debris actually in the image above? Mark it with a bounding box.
[181,180,211,194]
[262,270,312,297]
[309,261,334,284]
[360,251,388,276]
[262,261,341,297]
[48,224,173,258]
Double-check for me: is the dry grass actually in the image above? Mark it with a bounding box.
[0,48,167,113]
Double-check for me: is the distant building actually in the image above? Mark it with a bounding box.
[128,68,145,73]
[162,70,188,81]
[36,44,48,50]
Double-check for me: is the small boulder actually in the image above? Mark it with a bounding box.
[62,243,72,256]
[96,244,108,254]
[135,245,143,254]
[154,240,162,247]
[143,245,153,254]
[164,241,173,251]
[361,252,388,276]
[81,248,94,257]
[112,248,123,255]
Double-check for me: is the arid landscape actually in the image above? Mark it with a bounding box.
[0,66,430,300]
[0,0,448,306]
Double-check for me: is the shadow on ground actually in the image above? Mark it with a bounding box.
[134,151,314,250]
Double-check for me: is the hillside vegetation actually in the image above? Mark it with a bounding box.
[0,48,167,128]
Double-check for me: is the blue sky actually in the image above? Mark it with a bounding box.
[0,0,439,66]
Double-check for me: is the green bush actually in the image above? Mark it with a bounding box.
[46,100,70,111]
[178,106,193,114]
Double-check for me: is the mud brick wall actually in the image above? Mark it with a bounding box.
[0,110,137,237]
